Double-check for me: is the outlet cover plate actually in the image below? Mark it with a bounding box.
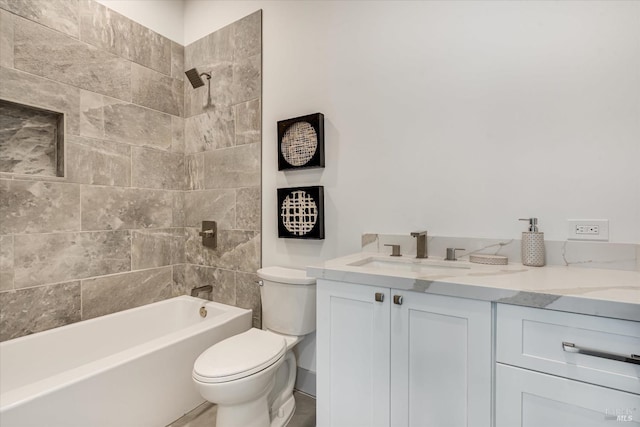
[567,219,609,241]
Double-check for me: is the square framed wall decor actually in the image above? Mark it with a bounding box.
[277,113,324,170]
[277,186,325,239]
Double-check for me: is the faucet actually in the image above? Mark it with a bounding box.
[191,285,213,298]
[411,231,428,258]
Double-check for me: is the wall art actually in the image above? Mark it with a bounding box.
[277,186,325,239]
[277,113,324,170]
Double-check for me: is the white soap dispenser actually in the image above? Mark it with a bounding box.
[519,217,545,267]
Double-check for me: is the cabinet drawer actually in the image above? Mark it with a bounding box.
[496,364,639,427]
[496,304,640,394]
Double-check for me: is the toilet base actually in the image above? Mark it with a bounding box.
[270,394,295,427]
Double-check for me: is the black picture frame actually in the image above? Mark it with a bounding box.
[277,186,325,239]
[277,113,325,171]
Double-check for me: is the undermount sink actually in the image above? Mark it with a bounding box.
[348,257,471,273]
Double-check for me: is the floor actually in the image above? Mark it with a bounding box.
[167,391,316,427]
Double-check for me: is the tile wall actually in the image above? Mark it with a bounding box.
[180,10,262,329]
[0,0,262,341]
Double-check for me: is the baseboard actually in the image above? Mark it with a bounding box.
[295,366,316,397]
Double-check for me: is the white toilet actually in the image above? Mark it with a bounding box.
[192,266,316,427]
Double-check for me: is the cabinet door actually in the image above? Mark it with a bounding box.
[496,363,640,427]
[390,292,491,427]
[317,279,391,427]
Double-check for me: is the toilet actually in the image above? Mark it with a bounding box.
[192,266,316,427]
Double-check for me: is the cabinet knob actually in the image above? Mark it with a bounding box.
[393,295,403,305]
[375,292,384,302]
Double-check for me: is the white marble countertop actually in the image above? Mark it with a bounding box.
[307,252,640,321]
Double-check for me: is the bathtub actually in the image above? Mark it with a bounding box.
[0,295,252,427]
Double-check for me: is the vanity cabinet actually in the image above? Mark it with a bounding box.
[495,304,640,426]
[317,279,492,427]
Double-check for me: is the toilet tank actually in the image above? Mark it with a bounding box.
[257,267,316,336]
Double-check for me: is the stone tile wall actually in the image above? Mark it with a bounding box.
[181,11,263,329]
[0,1,262,341]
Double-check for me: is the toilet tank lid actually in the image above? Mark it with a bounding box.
[257,266,316,285]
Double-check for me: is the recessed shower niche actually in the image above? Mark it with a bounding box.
[0,99,65,177]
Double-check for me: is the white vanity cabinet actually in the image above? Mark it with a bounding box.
[317,279,492,427]
[495,304,640,427]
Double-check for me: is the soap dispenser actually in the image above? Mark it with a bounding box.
[519,218,545,267]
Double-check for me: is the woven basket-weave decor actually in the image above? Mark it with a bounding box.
[277,113,324,170]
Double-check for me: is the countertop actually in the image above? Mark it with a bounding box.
[307,252,640,321]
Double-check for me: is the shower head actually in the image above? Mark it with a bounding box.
[185,68,211,89]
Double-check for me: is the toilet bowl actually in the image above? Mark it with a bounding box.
[192,267,316,427]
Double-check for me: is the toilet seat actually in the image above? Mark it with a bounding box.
[193,329,286,384]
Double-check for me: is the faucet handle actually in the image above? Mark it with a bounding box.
[445,248,465,261]
[410,230,428,237]
[384,244,402,257]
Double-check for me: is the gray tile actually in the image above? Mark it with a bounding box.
[132,63,184,117]
[0,235,13,291]
[79,0,171,75]
[171,116,185,153]
[172,191,185,227]
[0,99,61,176]
[183,264,235,305]
[103,101,172,150]
[290,391,317,427]
[203,143,260,189]
[66,135,131,186]
[79,90,104,139]
[81,186,175,231]
[0,67,81,136]
[79,0,131,60]
[131,146,185,190]
[184,62,234,117]
[167,391,314,427]
[185,106,234,153]
[132,228,185,270]
[13,230,130,288]
[184,228,260,273]
[186,153,204,190]
[233,10,261,60]
[231,54,261,105]
[14,17,131,101]
[184,25,234,72]
[0,281,81,342]
[167,402,216,427]
[0,9,13,68]
[184,189,235,230]
[0,0,79,38]
[82,267,172,319]
[129,21,171,76]
[237,187,261,231]
[0,179,80,234]
[235,99,261,146]
[171,263,186,297]
[236,271,261,328]
[171,41,184,81]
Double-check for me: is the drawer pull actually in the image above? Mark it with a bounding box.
[562,341,640,365]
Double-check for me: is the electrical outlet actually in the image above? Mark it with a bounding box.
[576,225,599,235]
[568,219,609,241]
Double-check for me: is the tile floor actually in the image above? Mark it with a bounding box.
[167,391,316,427]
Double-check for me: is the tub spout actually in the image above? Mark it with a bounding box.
[191,285,213,298]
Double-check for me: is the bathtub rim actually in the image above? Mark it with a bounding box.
[0,296,251,412]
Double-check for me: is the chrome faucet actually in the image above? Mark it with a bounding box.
[191,285,213,298]
[411,231,428,258]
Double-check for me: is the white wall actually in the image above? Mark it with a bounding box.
[96,0,184,44]
[184,1,640,375]
[185,0,640,270]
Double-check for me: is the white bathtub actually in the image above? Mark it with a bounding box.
[0,296,252,427]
